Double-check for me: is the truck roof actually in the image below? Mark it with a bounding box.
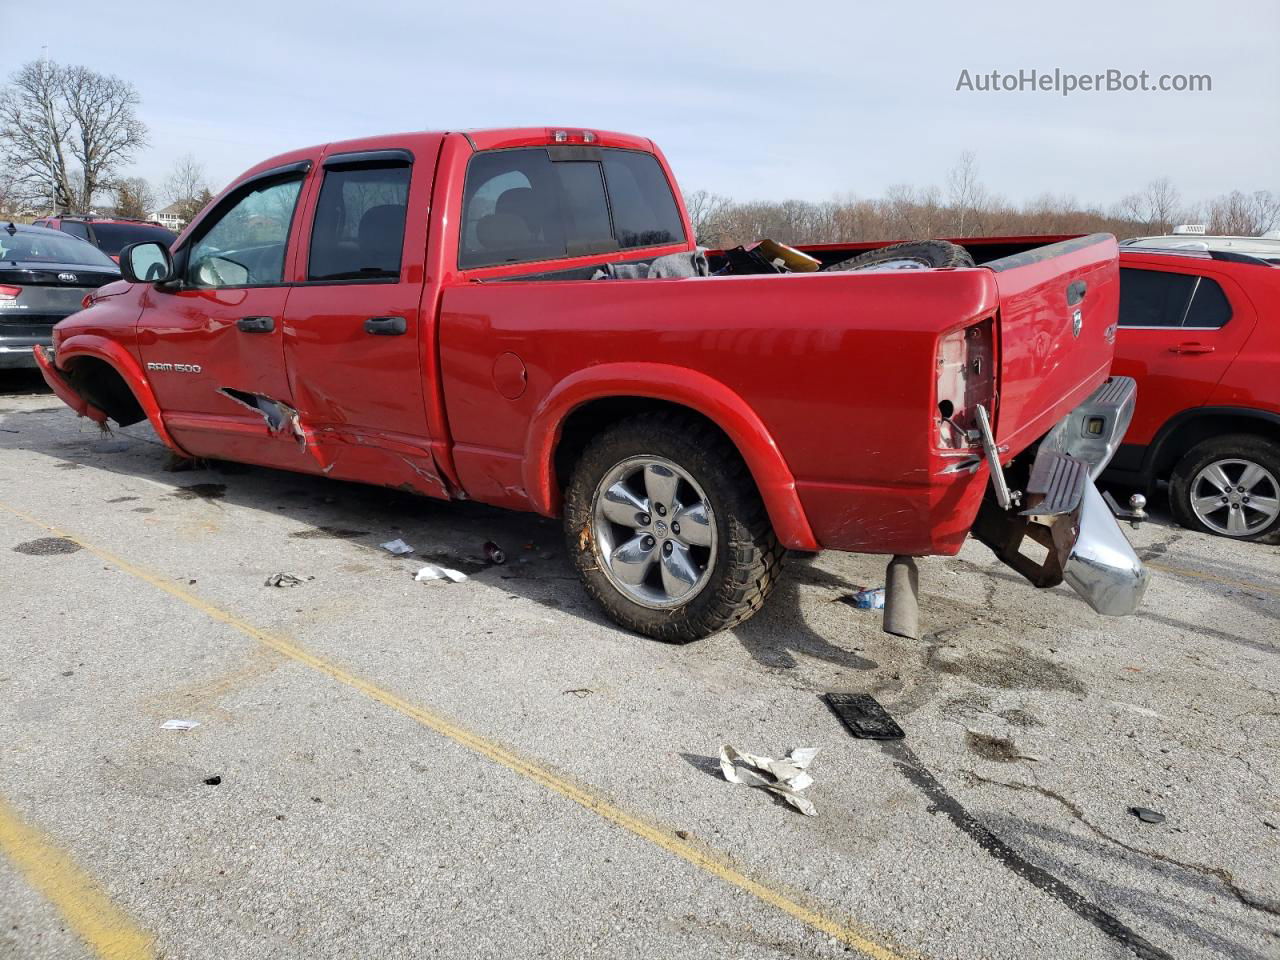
[240,127,657,184]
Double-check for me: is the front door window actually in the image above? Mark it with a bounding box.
[187,178,303,287]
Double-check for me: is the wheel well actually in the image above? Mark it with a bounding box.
[553,397,746,492]
[63,356,146,427]
[1153,411,1280,479]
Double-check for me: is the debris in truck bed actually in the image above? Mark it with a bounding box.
[414,564,468,583]
[751,239,821,273]
[380,538,414,555]
[591,249,710,280]
[824,693,905,740]
[718,745,819,817]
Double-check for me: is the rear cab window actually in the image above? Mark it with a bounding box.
[459,147,685,270]
[1119,267,1233,329]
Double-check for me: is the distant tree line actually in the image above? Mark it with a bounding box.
[685,152,1280,248]
[0,59,215,226]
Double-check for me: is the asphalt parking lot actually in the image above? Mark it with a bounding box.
[1,372,1277,960]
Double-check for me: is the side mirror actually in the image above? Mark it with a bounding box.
[119,241,174,284]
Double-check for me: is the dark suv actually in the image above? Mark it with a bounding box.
[30,216,176,263]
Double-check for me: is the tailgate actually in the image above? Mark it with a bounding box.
[986,233,1119,457]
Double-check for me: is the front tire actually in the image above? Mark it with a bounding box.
[563,412,783,642]
[1169,435,1280,540]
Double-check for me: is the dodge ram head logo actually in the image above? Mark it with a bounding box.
[1071,308,1083,338]
[58,272,77,283]
[146,362,203,374]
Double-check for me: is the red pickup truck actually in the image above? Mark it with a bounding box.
[35,127,1148,641]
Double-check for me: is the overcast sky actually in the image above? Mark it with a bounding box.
[5,0,1277,208]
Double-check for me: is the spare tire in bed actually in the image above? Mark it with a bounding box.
[824,239,975,272]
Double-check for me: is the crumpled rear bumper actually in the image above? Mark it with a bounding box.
[1063,482,1150,615]
[974,376,1149,616]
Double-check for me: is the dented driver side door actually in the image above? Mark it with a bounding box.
[138,163,314,468]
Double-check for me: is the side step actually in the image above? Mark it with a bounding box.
[1020,450,1089,517]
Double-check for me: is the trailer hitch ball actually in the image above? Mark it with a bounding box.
[883,554,921,640]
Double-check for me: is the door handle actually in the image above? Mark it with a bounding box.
[1170,342,1214,355]
[237,316,275,333]
[365,316,407,336]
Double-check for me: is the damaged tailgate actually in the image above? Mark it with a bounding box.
[985,233,1119,457]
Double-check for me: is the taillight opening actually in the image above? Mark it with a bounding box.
[936,317,995,449]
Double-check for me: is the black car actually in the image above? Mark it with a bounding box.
[0,223,121,369]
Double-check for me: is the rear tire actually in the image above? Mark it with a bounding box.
[824,239,975,272]
[1169,434,1280,540]
[563,411,783,642]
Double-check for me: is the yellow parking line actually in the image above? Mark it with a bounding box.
[0,500,912,960]
[0,797,155,960]
[1147,560,1280,597]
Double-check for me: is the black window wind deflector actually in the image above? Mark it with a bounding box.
[323,148,414,169]
[237,159,313,191]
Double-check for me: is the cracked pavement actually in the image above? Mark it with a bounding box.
[1,372,1277,960]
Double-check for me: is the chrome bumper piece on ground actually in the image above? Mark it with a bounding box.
[973,376,1149,616]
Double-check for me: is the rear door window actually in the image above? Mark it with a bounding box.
[1182,276,1232,328]
[308,163,411,281]
[1119,267,1234,328]
[60,221,91,240]
[1118,268,1197,327]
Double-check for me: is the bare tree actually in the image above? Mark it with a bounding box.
[682,189,732,246]
[1117,177,1183,233]
[115,176,156,219]
[163,154,212,223]
[0,60,147,213]
[946,151,988,236]
[1207,189,1280,236]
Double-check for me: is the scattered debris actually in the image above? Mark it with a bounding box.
[203,775,222,786]
[824,693,905,740]
[562,688,593,698]
[483,540,507,565]
[965,730,1038,763]
[675,830,690,840]
[381,538,414,555]
[847,587,886,610]
[414,564,468,583]
[264,573,308,588]
[161,719,200,731]
[1129,806,1167,825]
[719,745,819,817]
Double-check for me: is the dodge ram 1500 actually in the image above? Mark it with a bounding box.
[35,127,1149,641]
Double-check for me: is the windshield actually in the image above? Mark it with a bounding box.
[0,229,119,267]
[90,223,177,256]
